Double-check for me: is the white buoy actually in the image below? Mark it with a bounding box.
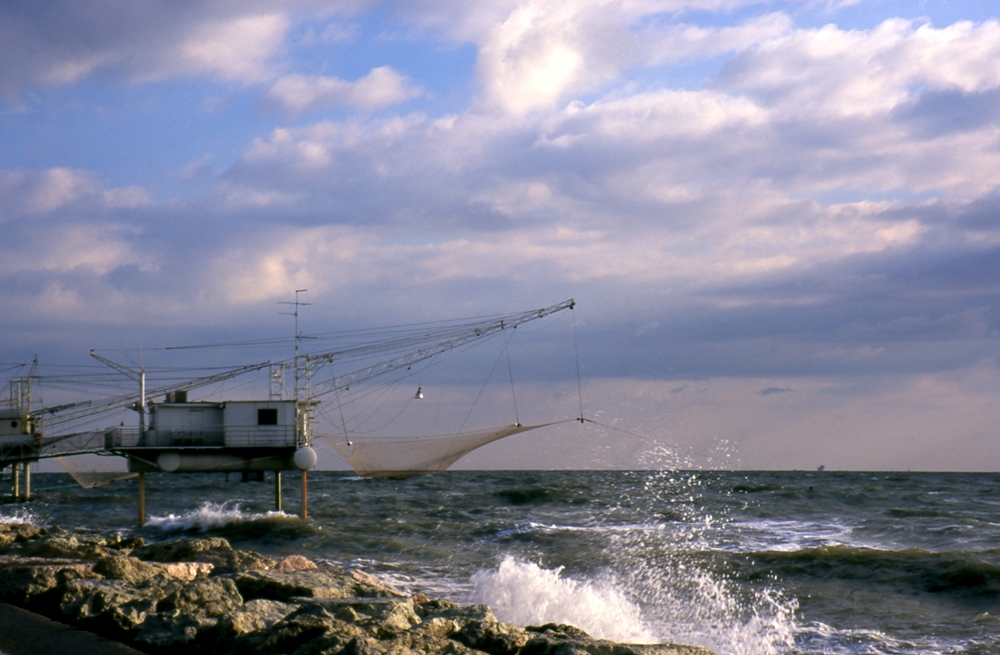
[293,447,317,470]
[157,452,181,472]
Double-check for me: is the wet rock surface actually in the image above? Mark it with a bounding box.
[0,521,718,655]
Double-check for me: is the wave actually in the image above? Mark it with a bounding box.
[747,545,1000,599]
[142,502,318,542]
[470,556,657,644]
[0,507,40,526]
[469,556,798,655]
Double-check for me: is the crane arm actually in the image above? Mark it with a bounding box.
[308,298,575,398]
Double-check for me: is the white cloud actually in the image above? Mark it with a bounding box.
[475,1,633,114]
[0,168,151,217]
[644,12,794,64]
[717,18,1000,119]
[0,4,291,94]
[268,67,422,115]
[0,223,152,277]
[169,13,289,84]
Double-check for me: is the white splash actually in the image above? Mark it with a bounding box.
[0,508,40,525]
[470,556,657,644]
[471,555,798,655]
[144,502,291,532]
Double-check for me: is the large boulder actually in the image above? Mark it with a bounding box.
[158,577,244,618]
[132,537,275,572]
[232,566,404,603]
[60,578,167,640]
[0,557,96,606]
[215,598,298,638]
[239,602,363,655]
[522,624,718,655]
[0,522,44,549]
[93,555,166,584]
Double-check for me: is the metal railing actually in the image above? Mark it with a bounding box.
[104,426,299,449]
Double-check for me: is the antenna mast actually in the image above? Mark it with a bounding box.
[279,290,312,445]
[90,350,146,435]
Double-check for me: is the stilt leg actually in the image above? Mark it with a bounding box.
[12,464,19,501]
[275,471,282,512]
[23,462,30,501]
[301,470,308,520]
[138,471,146,526]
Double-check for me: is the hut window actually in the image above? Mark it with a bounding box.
[257,408,278,425]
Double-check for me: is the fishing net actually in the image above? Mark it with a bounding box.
[56,454,137,489]
[324,423,556,478]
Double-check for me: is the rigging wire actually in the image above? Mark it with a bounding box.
[456,332,509,435]
[502,330,520,427]
[571,302,585,423]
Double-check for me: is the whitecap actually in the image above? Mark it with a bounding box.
[143,502,292,532]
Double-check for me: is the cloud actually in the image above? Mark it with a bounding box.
[473,1,634,114]
[0,2,291,95]
[0,168,151,218]
[267,67,423,115]
[716,18,1000,119]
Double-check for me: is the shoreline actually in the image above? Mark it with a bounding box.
[0,520,716,655]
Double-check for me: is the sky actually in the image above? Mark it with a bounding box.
[3,0,1000,471]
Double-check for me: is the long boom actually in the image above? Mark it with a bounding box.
[306,299,575,400]
[43,359,273,430]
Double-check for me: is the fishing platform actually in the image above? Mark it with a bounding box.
[3,298,580,526]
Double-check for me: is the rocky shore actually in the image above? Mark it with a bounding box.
[0,521,716,655]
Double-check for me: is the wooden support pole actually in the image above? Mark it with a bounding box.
[301,470,308,520]
[23,462,30,501]
[12,464,19,501]
[138,472,146,526]
[275,471,282,512]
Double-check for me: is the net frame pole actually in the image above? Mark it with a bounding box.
[301,470,308,519]
[138,472,146,526]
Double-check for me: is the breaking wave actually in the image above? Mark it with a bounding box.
[469,555,798,655]
[142,502,310,541]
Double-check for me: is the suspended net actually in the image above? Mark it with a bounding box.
[56,454,137,489]
[323,423,558,479]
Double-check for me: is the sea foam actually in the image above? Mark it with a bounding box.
[470,555,799,655]
[143,502,292,532]
[470,556,657,644]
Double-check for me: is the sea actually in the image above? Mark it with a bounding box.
[2,469,999,655]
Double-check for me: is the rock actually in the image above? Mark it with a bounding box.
[349,569,406,597]
[0,522,720,655]
[133,612,216,653]
[18,533,113,560]
[158,577,244,618]
[60,578,165,640]
[93,555,165,583]
[522,624,718,655]
[233,566,403,603]
[0,521,43,549]
[215,598,297,637]
[131,536,275,572]
[242,602,362,655]
[0,557,96,606]
[307,597,422,637]
[160,561,215,580]
[273,554,317,573]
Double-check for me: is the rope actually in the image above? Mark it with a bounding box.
[457,339,508,435]
[582,418,722,461]
[503,330,520,426]
[571,304,585,423]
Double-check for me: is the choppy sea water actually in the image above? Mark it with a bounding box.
[2,470,999,655]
